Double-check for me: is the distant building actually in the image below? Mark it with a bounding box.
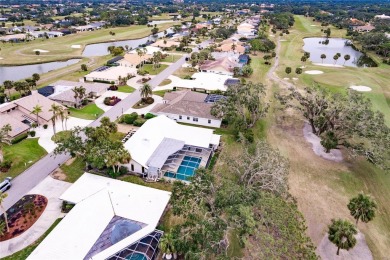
[374,14,390,19]
[352,24,375,33]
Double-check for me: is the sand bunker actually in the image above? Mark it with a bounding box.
[310,25,317,27]
[305,70,324,75]
[313,63,344,68]
[317,232,373,260]
[292,77,298,80]
[0,57,3,60]
[283,77,290,80]
[71,45,81,49]
[33,49,49,53]
[303,123,343,162]
[269,34,275,37]
[279,39,287,42]
[349,85,372,92]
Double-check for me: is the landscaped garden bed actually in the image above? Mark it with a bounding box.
[131,97,154,109]
[104,96,122,106]
[0,194,48,241]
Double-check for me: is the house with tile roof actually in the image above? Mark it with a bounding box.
[150,90,222,128]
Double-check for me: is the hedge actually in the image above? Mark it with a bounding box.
[11,133,28,144]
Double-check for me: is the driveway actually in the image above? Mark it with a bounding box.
[0,176,71,257]
[3,46,189,211]
[34,117,93,153]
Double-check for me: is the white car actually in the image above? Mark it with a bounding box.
[0,177,12,193]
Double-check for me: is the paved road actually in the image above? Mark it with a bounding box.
[3,54,187,210]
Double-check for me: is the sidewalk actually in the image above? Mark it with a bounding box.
[0,176,71,257]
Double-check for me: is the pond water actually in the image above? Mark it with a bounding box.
[302,37,376,67]
[0,59,81,85]
[82,29,172,57]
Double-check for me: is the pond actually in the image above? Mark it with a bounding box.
[302,37,376,67]
[82,29,172,57]
[0,59,81,85]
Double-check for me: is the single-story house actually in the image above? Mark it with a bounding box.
[0,93,67,141]
[151,39,180,49]
[0,34,26,42]
[200,57,242,76]
[352,24,375,32]
[28,173,171,260]
[375,14,390,19]
[150,90,222,128]
[46,80,109,107]
[84,67,137,84]
[123,115,220,181]
[216,43,246,54]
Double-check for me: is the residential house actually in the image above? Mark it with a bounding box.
[216,43,246,54]
[123,115,220,181]
[150,90,222,128]
[200,57,242,76]
[352,24,375,32]
[84,66,137,84]
[0,93,67,142]
[43,80,108,107]
[374,14,390,19]
[28,173,170,260]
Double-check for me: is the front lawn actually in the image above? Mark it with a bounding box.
[153,90,169,97]
[161,54,182,63]
[68,103,104,120]
[2,138,47,179]
[2,218,62,260]
[117,85,135,93]
[51,131,71,142]
[138,64,169,75]
[60,157,85,183]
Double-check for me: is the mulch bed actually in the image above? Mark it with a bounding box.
[0,194,48,241]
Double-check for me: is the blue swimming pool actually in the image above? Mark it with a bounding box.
[164,156,201,181]
[125,252,147,260]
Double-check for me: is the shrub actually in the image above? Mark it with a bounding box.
[11,133,28,144]
[119,166,128,175]
[133,118,146,126]
[144,113,156,119]
[29,130,36,137]
[184,75,192,79]
[31,122,38,128]
[123,112,138,124]
[108,85,118,91]
[144,97,154,104]
[81,99,88,106]
[43,124,48,129]
[0,160,11,172]
[137,70,148,76]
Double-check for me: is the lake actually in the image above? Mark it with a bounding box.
[0,59,81,85]
[302,37,375,67]
[82,29,173,57]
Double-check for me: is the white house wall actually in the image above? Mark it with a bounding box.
[156,112,221,128]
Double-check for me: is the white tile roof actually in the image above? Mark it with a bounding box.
[28,173,171,260]
[124,115,220,167]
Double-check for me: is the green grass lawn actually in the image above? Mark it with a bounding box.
[138,64,169,75]
[153,90,169,97]
[161,54,182,63]
[2,138,47,179]
[2,218,62,260]
[60,157,85,183]
[51,131,71,142]
[119,175,172,191]
[158,79,172,86]
[117,85,135,93]
[68,103,104,120]
[0,23,176,65]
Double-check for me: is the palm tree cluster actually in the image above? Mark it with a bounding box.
[72,86,87,108]
[1,73,40,101]
[136,47,147,68]
[139,83,152,101]
[49,103,69,135]
[328,193,377,255]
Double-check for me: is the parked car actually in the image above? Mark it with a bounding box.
[0,177,12,192]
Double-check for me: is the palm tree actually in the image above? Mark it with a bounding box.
[72,87,79,108]
[31,104,42,126]
[49,104,62,135]
[348,193,377,225]
[136,48,143,67]
[0,220,6,236]
[64,114,69,131]
[58,107,66,131]
[343,54,351,65]
[0,192,10,233]
[0,124,11,162]
[333,54,339,65]
[159,232,176,259]
[3,80,13,100]
[139,84,152,101]
[321,54,326,63]
[328,219,357,255]
[231,42,236,53]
